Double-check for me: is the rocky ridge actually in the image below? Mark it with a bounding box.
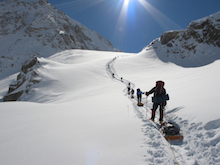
[149,11,220,67]
[3,57,41,101]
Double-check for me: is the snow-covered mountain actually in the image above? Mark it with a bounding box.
[0,0,116,78]
[148,11,220,67]
[0,9,220,164]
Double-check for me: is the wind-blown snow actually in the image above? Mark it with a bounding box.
[0,48,220,165]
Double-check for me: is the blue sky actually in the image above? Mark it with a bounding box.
[4,0,220,53]
[50,0,220,53]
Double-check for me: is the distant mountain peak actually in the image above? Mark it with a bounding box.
[148,11,220,67]
[0,0,116,78]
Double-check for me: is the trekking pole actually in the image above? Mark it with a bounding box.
[145,93,149,119]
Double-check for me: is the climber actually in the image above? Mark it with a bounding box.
[130,89,134,98]
[127,82,131,95]
[137,88,144,106]
[146,81,169,123]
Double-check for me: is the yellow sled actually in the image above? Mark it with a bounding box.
[137,103,144,106]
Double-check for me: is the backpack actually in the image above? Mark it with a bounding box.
[161,122,180,136]
[137,88,142,95]
[152,81,169,103]
[155,81,165,95]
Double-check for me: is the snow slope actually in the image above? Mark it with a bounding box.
[0,48,220,165]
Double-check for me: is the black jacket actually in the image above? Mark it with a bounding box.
[147,87,166,97]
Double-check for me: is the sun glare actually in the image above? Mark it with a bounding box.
[114,0,130,38]
[138,0,181,30]
[55,0,105,13]
[124,0,129,5]
[113,0,136,49]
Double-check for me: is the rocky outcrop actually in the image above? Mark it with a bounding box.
[3,57,41,101]
[160,12,220,49]
[148,11,220,67]
[188,19,220,46]
[161,31,181,45]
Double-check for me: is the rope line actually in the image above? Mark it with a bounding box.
[168,139,179,165]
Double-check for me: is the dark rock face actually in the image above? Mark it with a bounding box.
[3,91,24,102]
[161,31,181,45]
[188,19,220,47]
[3,57,41,102]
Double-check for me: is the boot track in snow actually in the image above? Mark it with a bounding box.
[106,56,185,165]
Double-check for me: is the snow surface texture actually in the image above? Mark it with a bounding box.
[0,48,220,165]
[0,0,116,78]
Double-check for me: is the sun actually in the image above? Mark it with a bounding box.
[124,0,130,5]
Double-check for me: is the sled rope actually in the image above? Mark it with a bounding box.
[164,111,179,165]
[168,139,179,165]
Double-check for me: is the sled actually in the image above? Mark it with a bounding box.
[164,134,183,141]
[159,122,183,142]
[137,103,144,106]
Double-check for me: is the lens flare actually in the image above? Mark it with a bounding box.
[113,0,131,50]
[55,0,105,13]
[138,0,181,30]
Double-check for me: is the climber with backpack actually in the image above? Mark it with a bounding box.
[137,88,144,106]
[146,81,169,123]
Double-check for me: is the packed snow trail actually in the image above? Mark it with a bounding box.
[106,57,135,91]
[106,56,186,165]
